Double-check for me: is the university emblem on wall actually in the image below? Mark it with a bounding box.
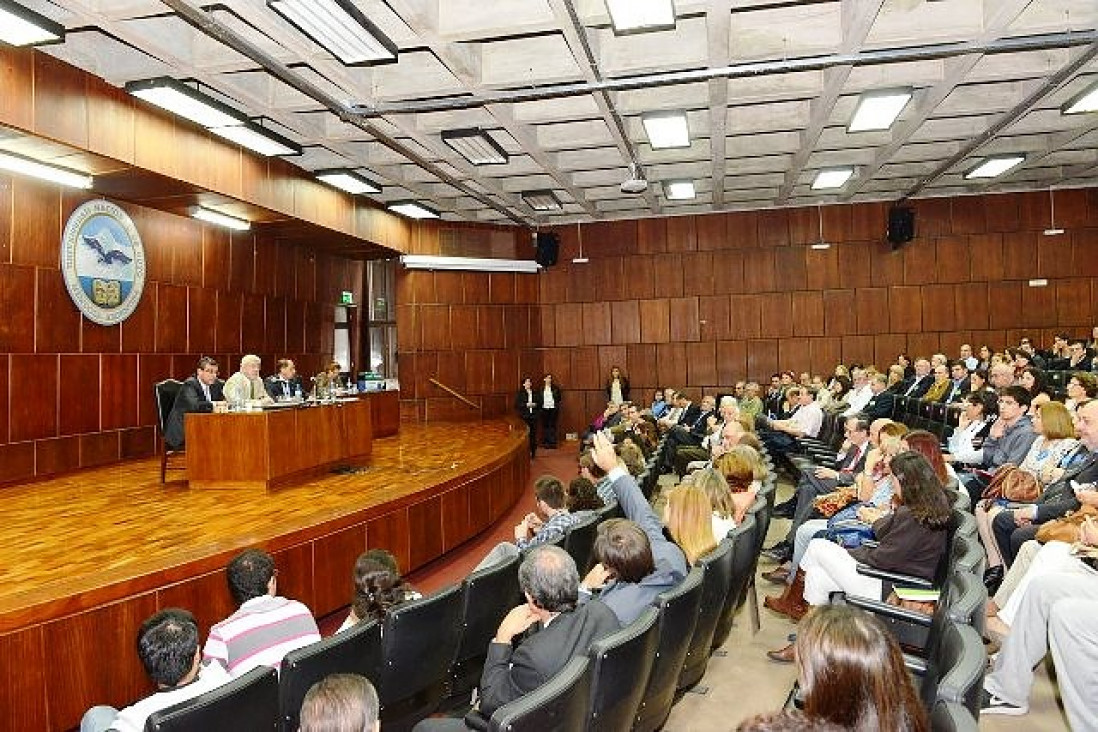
[61,200,146,326]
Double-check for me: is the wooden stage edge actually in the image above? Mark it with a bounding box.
[0,417,530,732]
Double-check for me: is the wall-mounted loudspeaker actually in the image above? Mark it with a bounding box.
[887,207,915,248]
[535,233,559,267]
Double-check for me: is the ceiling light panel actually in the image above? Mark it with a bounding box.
[663,180,696,200]
[192,207,251,231]
[605,0,676,34]
[316,170,382,195]
[522,190,562,211]
[1062,80,1098,115]
[0,0,64,46]
[811,168,855,190]
[641,111,690,149]
[848,89,913,132]
[963,155,1025,179]
[126,78,242,128]
[209,121,301,157]
[267,0,397,65]
[0,150,92,189]
[442,128,509,165]
[387,201,440,220]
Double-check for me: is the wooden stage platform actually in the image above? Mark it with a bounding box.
[0,418,529,731]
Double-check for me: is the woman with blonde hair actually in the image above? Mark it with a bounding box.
[704,458,758,536]
[663,482,719,565]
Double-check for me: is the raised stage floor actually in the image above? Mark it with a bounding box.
[0,418,529,731]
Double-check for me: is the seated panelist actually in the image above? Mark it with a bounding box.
[164,356,224,450]
[264,359,302,401]
[222,354,274,406]
[313,360,344,397]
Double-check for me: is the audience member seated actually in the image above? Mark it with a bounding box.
[164,356,224,451]
[673,396,740,475]
[817,374,851,414]
[649,388,669,419]
[765,452,950,644]
[860,373,896,421]
[787,605,929,729]
[413,545,618,730]
[942,360,971,403]
[566,476,604,518]
[475,476,580,570]
[1019,366,1052,408]
[657,395,716,473]
[945,391,996,467]
[300,674,379,732]
[989,361,1016,390]
[1066,371,1098,413]
[264,358,303,401]
[314,360,345,398]
[662,482,718,565]
[884,363,906,394]
[577,433,689,626]
[222,354,275,406]
[1048,338,1090,371]
[579,453,612,505]
[840,369,873,416]
[338,549,421,632]
[922,362,952,403]
[617,440,646,477]
[203,549,321,676]
[80,608,230,732]
[697,462,755,537]
[757,387,824,459]
[900,358,933,398]
[957,386,1037,504]
[968,367,991,395]
[738,381,764,420]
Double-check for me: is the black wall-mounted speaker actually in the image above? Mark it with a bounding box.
[535,233,559,267]
[887,207,915,247]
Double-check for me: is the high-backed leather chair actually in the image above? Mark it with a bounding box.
[584,606,659,731]
[677,536,736,691]
[633,567,703,732]
[278,619,382,732]
[711,514,758,649]
[446,554,522,705]
[145,666,278,732]
[563,512,600,574]
[378,584,464,731]
[485,656,591,732]
[154,379,185,483]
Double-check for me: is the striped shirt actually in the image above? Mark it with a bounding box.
[203,595,321,677]
[515,510,578,550]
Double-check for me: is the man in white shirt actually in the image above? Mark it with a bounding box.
[841,368,873,416]
[79,608,230,732]
[222,354,274,406]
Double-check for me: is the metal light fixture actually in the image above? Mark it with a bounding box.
[848,88,913,132]
[1044,186,1065,236]
[0,0,64,46]
[811,204,831,250]
[191,206,251,231]
[0,150,92,189]
[209,118,301,157]
[573,224,588,264]
[267,0,397,65]
[963,155,1025,179]
[387,201,440,220]
[605,0,675,34]
[662,180,696,201]
[641,111,690,149]
[812,167,854,190]
[1061,80,1098,115]
[316,169,382,195]
[442,128,509,165]
[522,190,562,212]
[401,255,540,273]
[126,77,242,128]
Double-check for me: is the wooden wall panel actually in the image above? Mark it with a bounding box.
[35,270,81,354]
[312,525,367,618]
[59,355,100,436]
[0,627,47,731]
[639,299,670,343]
[669,297,700,342]
[610,300,641,344]
[10,355,57,441]
[824,290,856,336]
[0,264,35,353]
[408,496,444,571]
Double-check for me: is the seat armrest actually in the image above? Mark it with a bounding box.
[855,563,934,589]
[841,594,934,627]
[903,653,928,676]
[464,710,490,731]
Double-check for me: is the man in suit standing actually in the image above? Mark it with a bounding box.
[164,356,224,450]
[264,358,303,400]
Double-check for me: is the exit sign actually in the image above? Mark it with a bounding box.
[340,291,354,305]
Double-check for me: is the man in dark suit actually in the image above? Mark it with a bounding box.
[657,394,715,474]
[900,358,933,398]
[415,545,617,730]
[942,360,971,403]
[164,357,224,451]
[861,373,896,421]
[264,358,303,400]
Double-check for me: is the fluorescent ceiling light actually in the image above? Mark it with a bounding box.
[387,201,440,220]
[316,169,381,195]
[848,89,912,132]
[811,168,854,190]
[0,150,92,189]
[401,255,540,273]
[963,155,1025,179]
[663,180,696,200]
[209,120,300,157]
[442,128,509,165]
[126,78,242,128]
[1062,81,1098,115]
[642,111,690,149]
[522,190,562,212]
[810,243,831,250]
[605,0,675,34]
[267,0,397,65]
[0,0,64,46]
[191,206,251,231]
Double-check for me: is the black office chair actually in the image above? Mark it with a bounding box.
[446,554,522,706]
[145,666,278,732]
[278,619,382,732]
[634,567,703,732]
[377,584,465,731]
[154,379,185,483]
[484,656,592,732]
[585,606,659,731]
[563,513,600,573]
[678,536,736,691]
[929,699,979,732]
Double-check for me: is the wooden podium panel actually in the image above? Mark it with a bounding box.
[185,399,373,489]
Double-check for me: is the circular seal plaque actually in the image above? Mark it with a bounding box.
[60,200,146,326]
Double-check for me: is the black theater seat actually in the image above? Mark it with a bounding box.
[145,666,278,732]
[584,606,659,731]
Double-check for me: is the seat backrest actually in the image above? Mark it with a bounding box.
[145,666,278,732]
[453,553,522,667]
[949,534,986,579]
[746,495,770,556]
[585,606,659,731]
[154,379,184,435]
[677,536,736,690]
[378,584,464,706]
[929,699,979,732]
[488,656,592,732]
[921,620,986,718]
[563,513,601,574]
[712,515,757,648]
[634,567,703,732]
[278,619,382,732]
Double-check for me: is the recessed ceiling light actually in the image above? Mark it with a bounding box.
[209,119,301,157]
[0,150,92,189]
[387,201,440,220]
[316,169,382,195]
[605,0,675,34]
[191,207,251,231]
[642,111,690,149]
[442,128,509,165]
[811,168,855,190]
[963,155,1025,179]
[848,89,912,132]
[522,190,562,212]
[267,0,397,65]
[1062,80,1098,115]
[662,180,696,200]
[0,0,64,46]
[126,77,242,128]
